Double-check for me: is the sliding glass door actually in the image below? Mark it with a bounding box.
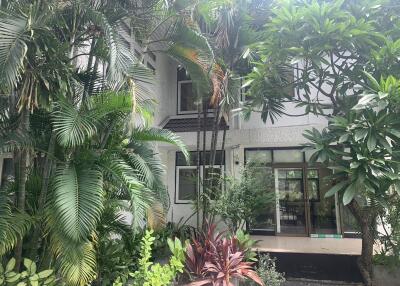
[245,148,339,236]
[275,168,307,235]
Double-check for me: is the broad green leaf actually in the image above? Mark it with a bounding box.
[52,165,104,242]
[352,94,377,110]
[29,274,39,281]
[362,71,380,91]
[354,129,368,141]
[37,270,53,279]
[338,133,349,143]
[367,133,377,152]
[325,181,348,198]
[5,259,15,272]
[343,183,356,205]
[23,259,36,275]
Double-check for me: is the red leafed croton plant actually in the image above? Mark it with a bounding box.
[185,223,264,286]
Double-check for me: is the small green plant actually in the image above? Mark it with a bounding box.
[235,230,258,262]
[0,258,55,286]
[129,229,185,286]
[250,254,285,286]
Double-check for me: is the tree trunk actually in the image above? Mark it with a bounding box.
[196,99,201,229]
[29,133,56,260]
[15,106,30,270]
[201,102,207,229]
[348,200,377,286]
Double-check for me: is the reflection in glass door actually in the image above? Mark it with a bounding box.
[275,168,307,235]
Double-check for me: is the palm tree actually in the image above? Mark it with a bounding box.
[0,0,190,285]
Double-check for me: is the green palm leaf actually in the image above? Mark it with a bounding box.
[50,231,97,286]
[0,189,31,256]
[0,12,28,88]
[130,127,189,160]
[52,99,98,147]
[51,164,104,242]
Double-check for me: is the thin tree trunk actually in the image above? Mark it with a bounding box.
[201,102,207,229]
[348,199,376,286]
[82,38,96,100]
[15,106,30,270]
[196,99,201,229]
[29,133,56,259]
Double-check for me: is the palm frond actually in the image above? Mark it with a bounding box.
[50,231,97,286]
[0,189,31,256]
[50,164,104,242]
[0,12,28,89]
[130,127,189,160]
[52,98,98,147]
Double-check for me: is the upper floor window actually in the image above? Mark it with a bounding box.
[177,67,196,114]
[175,151,225,203]
[0,155,13,187]
[178,80,197,114]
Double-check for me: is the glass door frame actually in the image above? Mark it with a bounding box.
[273,163,311,237]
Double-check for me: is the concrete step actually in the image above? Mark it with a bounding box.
[283,278,363,286]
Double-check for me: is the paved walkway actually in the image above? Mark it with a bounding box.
[283,279,363,286]
[251,236,362,255]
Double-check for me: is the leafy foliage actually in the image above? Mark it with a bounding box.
[209,161,275,233]
[0,258,56,286]
[0,190,31,257]
[185,223,264,286]
[129,229,186,286]
[304,75,400,206]
[244,1,400,284]
[250,254,285,286]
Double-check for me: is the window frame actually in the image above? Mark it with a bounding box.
[177,80,197,114]
[0,153,13,187]
[175,165,199,204]
[244,147,341,236]
[175,165,225,204]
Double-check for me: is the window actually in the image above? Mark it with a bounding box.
[0,155,13,187]
[175,151,225,204]
[178,80,197,113]
[176,166,198,202]
[245,148,339,235]
[177,67,215,115]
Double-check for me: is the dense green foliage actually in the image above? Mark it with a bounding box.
[250,254,285,286]
[244,0,400,284]
[209,161,275,233]
[0,258,55,286]
[129,230,185,286]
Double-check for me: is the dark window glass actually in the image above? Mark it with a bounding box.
[179,82,196,112]
[245,150,272,165]
[1,158,14,187]
[176,151,225,166]
[177,67,191,81]
[178,168,198,201]
[203,167,222,200]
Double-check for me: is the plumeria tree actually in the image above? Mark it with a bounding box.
[244,0,400,284]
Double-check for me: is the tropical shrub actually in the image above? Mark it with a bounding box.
[185,224,264,286]
[244,1,400,284]
[0,258,55,286]
[129,230,186,286]
[250,254,285,286]
[374,193,400,268]
[209,161,275,233]
[235,230,258,263]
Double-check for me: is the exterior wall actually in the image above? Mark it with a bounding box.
[151,57,331,227]
[159,123,326,226]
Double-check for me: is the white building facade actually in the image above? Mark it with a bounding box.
[146,53,359,238]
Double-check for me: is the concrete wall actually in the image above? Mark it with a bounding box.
[151,57,329,225]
